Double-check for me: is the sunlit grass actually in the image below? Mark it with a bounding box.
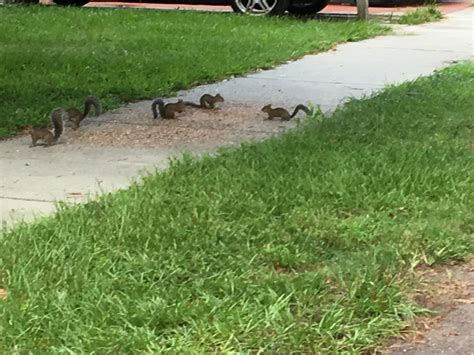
[1,62,473,352]
[397,4,443,25]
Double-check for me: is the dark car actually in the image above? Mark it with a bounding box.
[52,0,331,15]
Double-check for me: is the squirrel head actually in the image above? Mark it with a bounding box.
[23,125,34,134]
[261,104,272,113]
[215,94,224,102]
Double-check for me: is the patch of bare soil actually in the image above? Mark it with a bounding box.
[383,258,474,354]
[63,103,299,148]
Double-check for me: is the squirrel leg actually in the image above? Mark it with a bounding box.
[165,111,175,119]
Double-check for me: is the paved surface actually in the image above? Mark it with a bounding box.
[1,8,473,224]
[389,261,474,355]
[0,142,179,224]
[178,8,473,108]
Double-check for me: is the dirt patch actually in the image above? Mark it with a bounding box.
[62,103,299,149]
[384,258,474,354]
[0,288,6,300]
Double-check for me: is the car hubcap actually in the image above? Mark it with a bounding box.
[234,0,278,14]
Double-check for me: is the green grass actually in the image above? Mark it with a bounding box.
[397,4,443,25]
[1,62,473,352]
[0,5,387,138]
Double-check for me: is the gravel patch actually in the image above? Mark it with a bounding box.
[62,102,302,149]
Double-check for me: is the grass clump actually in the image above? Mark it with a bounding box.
[1,62,473,352]
[397,4,443,25]
[0,6,387,138]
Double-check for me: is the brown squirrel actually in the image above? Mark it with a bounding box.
[66,96,102,129]
[25,108,66,147]
[184,94,224,109]
[152,99,185,119]
[261,104,311,121]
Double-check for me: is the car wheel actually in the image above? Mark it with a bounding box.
[287,0,330,15]
[53,0,90,6]
[231,0,290,15]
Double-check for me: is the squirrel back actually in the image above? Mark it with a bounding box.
[152,99,184,119]
[261,104,291,120]
[184,93,225,109]
[66,96,101,129]
[200,93,224,108]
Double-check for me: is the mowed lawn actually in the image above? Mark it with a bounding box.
[0,6,387,137]
[1,62,473,352]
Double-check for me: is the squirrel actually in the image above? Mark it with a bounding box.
[25,108,66,147]
[184,94,224,109]
[261,104,311,121]
[66,96,102,129]
[151,99,185,119]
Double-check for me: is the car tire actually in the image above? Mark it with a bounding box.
[53,0,90,6]
[231,0,290,15]
[287,0,330,15]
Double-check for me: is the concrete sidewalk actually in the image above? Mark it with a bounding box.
[0,8,472,224]
[178,8,473,108]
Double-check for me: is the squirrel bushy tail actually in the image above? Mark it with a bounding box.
[183,101,202,108]
[82,96,102,119]
[152,99,164,119]
[290,104,311,118]
[50,108,66,140]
